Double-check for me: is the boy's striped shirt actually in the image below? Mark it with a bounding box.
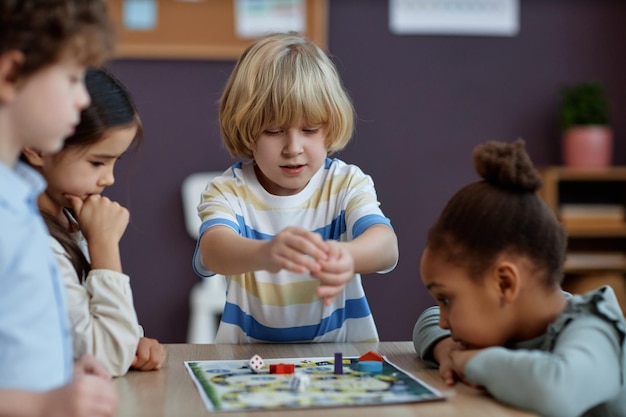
[192,158,394,343]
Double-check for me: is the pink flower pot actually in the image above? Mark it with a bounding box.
[562,126,613,167]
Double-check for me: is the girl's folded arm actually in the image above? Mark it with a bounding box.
[465,317,622,417]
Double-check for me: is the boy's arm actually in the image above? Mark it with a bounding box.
[462,317,622,417]
[0,390,49,417]
[199,225,329,275]
[0,374,117,417]
[341,224,398,274]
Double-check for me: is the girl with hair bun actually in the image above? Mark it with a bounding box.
[413,139,626,417]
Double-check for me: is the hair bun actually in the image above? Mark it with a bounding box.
[472,139,542,192]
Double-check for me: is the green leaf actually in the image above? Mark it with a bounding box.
[559,81,609,130]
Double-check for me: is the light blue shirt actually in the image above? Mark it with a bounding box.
[0,162,73,391]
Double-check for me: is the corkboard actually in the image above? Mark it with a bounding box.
[107,0,328,60]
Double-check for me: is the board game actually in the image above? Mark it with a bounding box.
[185,354,444,412]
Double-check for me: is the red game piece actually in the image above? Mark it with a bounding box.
[269,363,295,374]
[358,351,383,362]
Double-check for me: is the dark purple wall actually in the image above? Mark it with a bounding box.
[105,1,626,342]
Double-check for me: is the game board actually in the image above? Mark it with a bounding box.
[185,355,444,412]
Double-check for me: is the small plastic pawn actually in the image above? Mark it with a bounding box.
[334,352,343,375]
[270,363,295,374]
[358,351,383,362]
[357,361,383,373]
[248,354,264,373]
[290,373,311,392]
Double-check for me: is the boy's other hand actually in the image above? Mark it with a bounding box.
[312,240,354,305]
[44,373,118,417]
[265,226,328,274]
[74,354,111,380]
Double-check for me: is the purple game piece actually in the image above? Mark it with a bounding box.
[334,352,343,375]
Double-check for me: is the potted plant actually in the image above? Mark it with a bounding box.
[559,81,613,167]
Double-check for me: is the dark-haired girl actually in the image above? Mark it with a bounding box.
[23,68,165,377]
[413,139,625,417]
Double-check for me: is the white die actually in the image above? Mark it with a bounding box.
[289,373,311,392]
[248,354,264,373]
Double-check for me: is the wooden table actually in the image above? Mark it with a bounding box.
[113,342,537,417]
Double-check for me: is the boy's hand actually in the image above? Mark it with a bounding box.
[44,373,118,417]
[131,337,167,371]
[74,354,111,380]
[264,227,328,274]
[311,240,355,305]
[41,354,117,417]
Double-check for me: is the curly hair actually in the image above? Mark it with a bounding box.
[0,0,113,80]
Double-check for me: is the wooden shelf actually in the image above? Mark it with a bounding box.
[564,253,626,274]
[538,166,626,306]
[539,166,626,181]
[538,166,626,215]
[565,225,626,238]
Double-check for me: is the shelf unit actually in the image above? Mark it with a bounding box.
[537,166,626,313]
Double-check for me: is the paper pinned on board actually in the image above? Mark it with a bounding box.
[123,0,158,31]
[234,0,306,39]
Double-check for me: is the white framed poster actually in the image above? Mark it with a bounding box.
[389,0,519,36]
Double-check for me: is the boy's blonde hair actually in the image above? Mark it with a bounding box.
[219,32,354,159]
